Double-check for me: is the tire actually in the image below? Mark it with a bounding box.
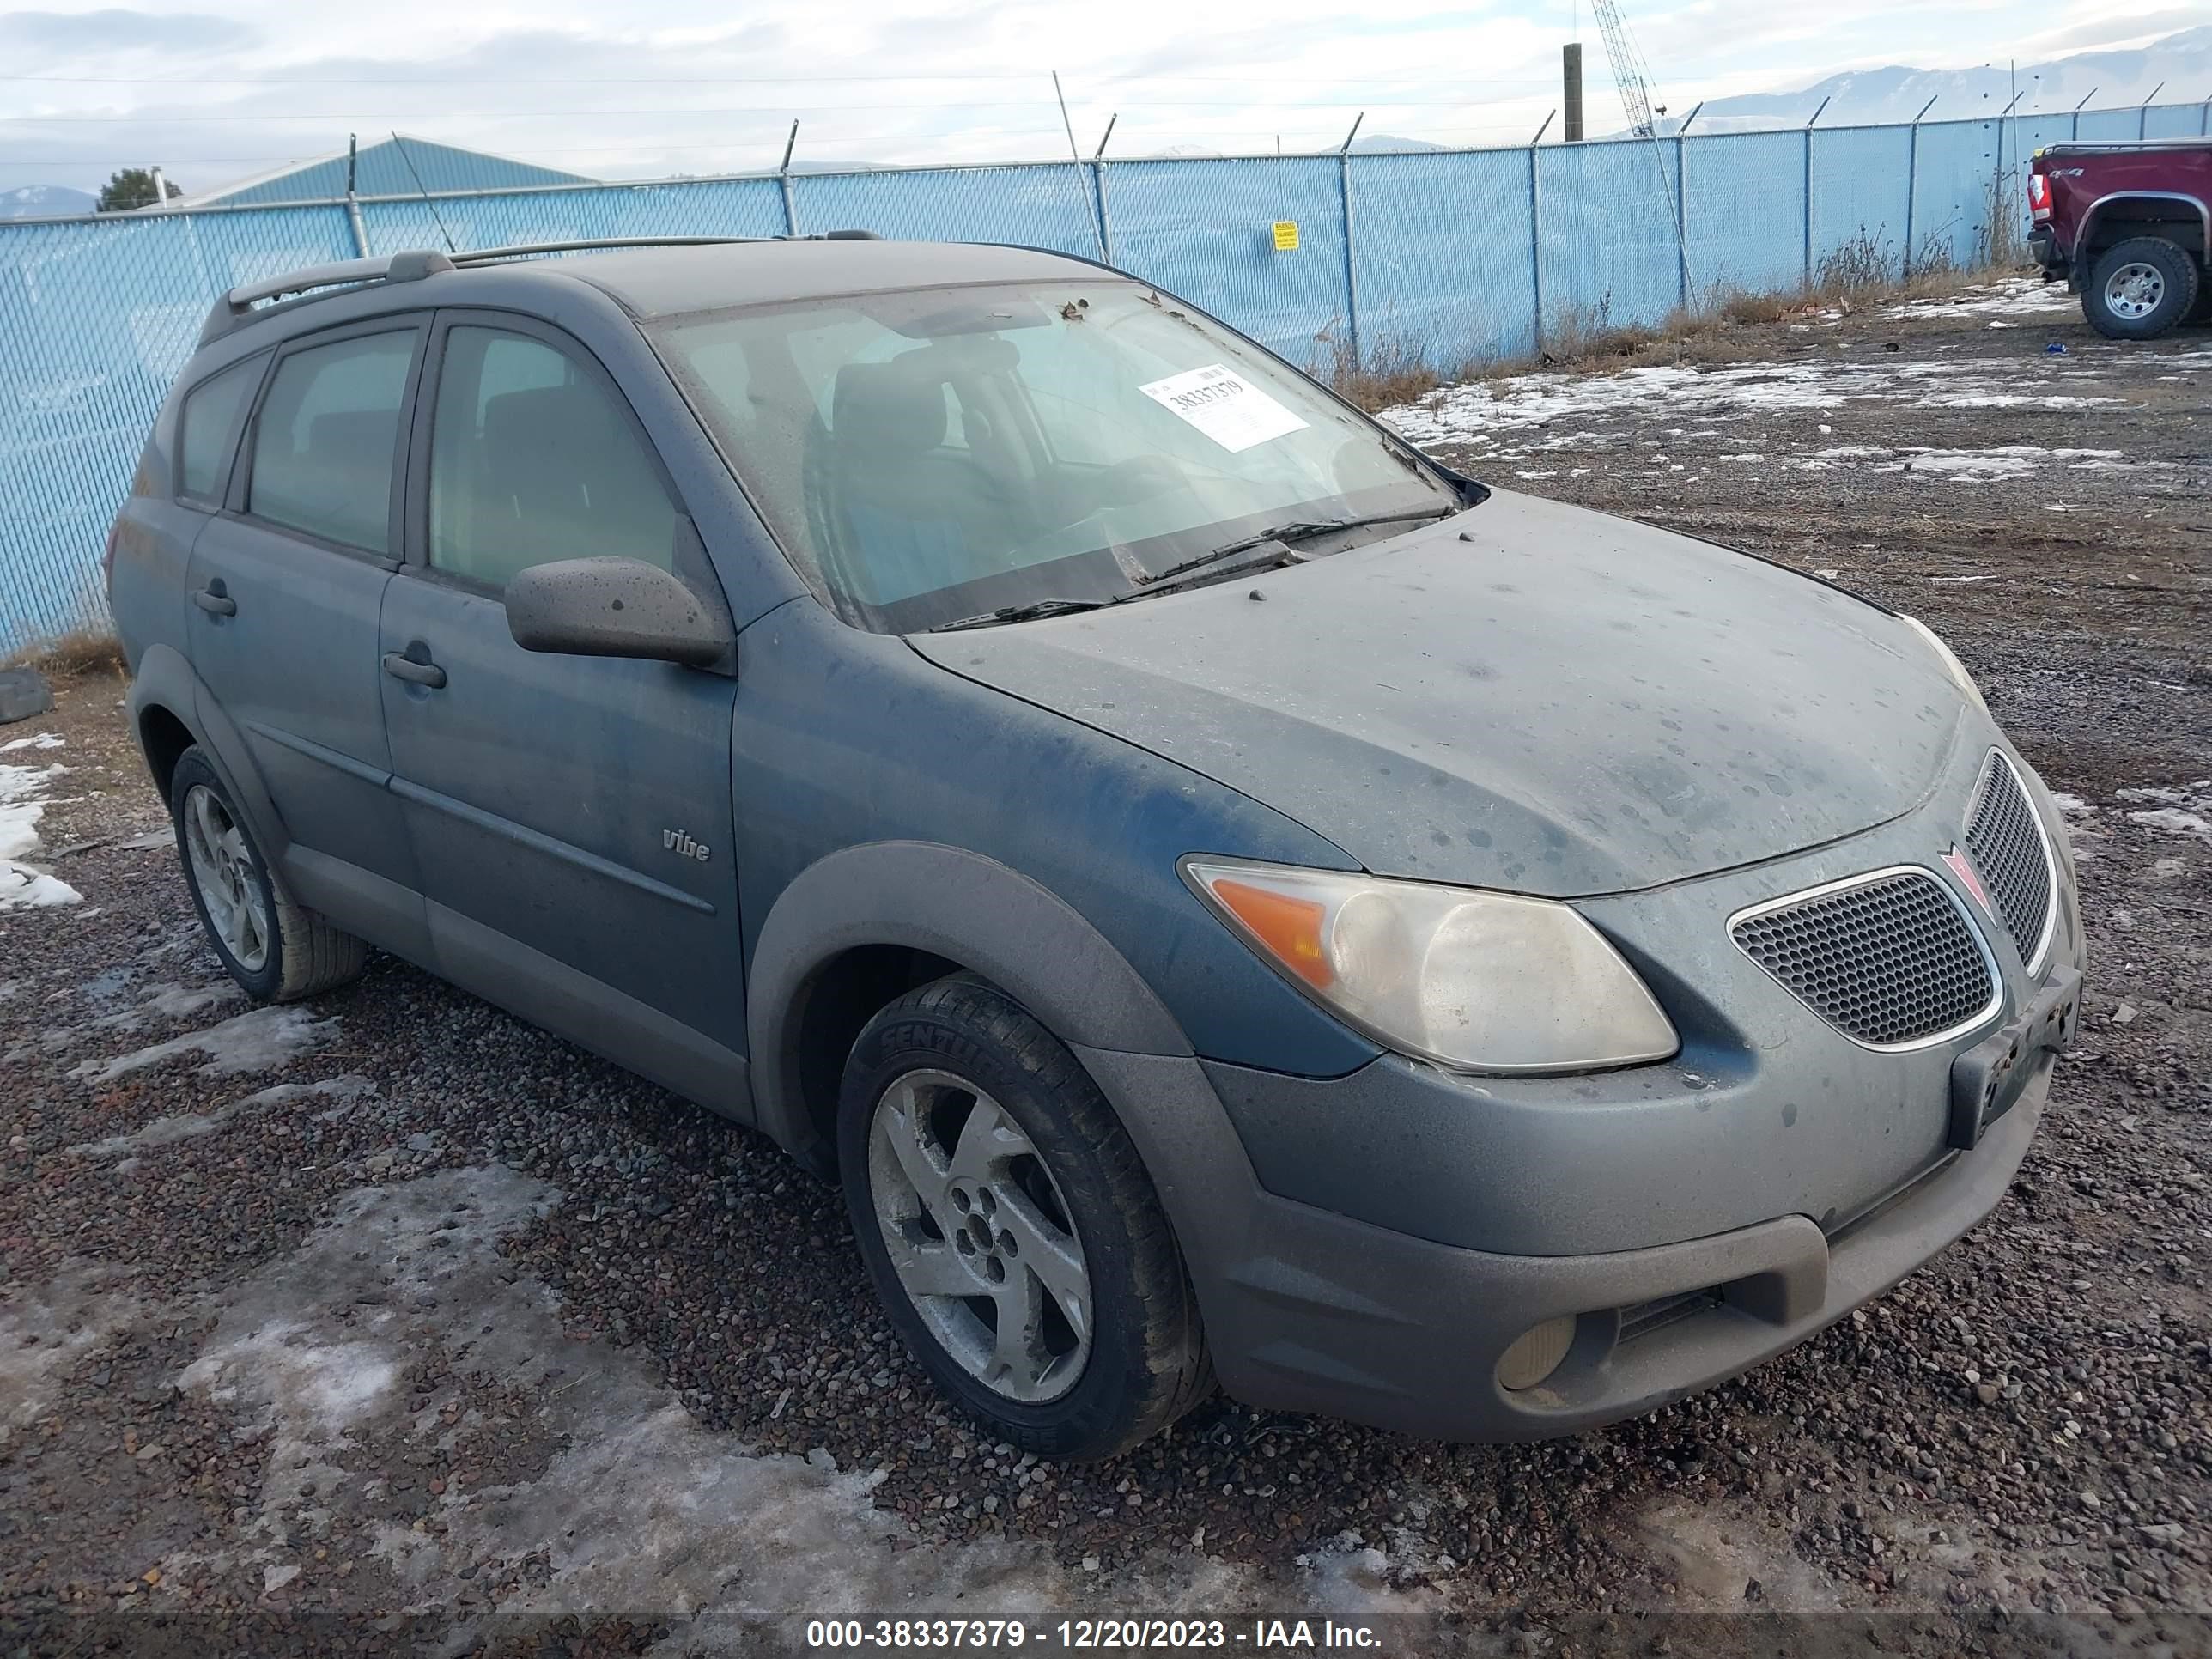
[2080,236,2200,340]
[169,745,368,1002]
[837,974,1212,1459]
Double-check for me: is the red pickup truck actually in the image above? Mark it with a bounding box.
[2029,139,2212,338]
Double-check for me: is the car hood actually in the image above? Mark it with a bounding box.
[909,489,1969,896]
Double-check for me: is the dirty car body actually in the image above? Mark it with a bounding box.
[107,236,2084,1455]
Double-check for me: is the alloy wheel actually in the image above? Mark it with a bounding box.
[866,1068,1092,1402]
[181,783,270,973]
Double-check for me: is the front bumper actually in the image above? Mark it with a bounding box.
[1086,1044,2057,1443]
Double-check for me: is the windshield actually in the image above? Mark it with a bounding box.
[653,280,1464,632]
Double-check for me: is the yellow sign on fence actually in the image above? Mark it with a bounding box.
[1271,220,1300,252]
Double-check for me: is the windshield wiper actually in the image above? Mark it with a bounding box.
[1132,505,1460,588]
[927,506,1460,631]
[931,597,1106,632]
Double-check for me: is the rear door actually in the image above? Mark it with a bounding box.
[379,312,745,1108]
[185,315,429,954]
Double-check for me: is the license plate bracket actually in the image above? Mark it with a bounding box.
[1948,964,2081,1151]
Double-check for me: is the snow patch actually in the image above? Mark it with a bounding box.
[0,756,80,910]
[1890,278,2075,319]
[1632,1498,1846,1611]
[0,1263,142,1437]
[1380,347,2118,453]
[2117,784,2212,844]
[153,1164,1269,1641]
[71,1005,339,1084]
[1789,444,2130,483]
[2128,808,2212,845]
[70,1075,375,1159]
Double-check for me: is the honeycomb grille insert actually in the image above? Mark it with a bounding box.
[1732,871,1996,1048]
[1965,751,2054,968]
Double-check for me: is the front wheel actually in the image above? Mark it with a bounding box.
[2081,236,2201,340]
[838,974,1211,1459]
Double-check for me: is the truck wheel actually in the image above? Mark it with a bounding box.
[838,973,1212,1459]
[170,746,368,1002]
[2081,237,2199,340]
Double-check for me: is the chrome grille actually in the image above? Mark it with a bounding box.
[1965,751,2056,970]
[1731,870,1998,1049]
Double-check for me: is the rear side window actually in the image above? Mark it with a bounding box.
[426,326,678,592]
[177,356,261,502]
[247,330,417,553]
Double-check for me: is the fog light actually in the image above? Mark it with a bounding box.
[1496,1316,1577,1392]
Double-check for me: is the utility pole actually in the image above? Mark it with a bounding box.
[1563,43,1585,143]
[343,133,368,256]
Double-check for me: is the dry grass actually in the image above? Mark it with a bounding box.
[1328,245,2014,411]
[3,625,126,682]
[1978,170,2028,270]
[1321,331,1497,415]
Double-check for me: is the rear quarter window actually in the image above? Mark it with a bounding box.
[176,356,264,502]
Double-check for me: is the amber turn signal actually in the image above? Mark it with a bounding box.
[1208,878,1334,988]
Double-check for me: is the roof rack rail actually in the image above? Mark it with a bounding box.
[199,248,455,343]
[446,234,768,266]
[198,230,888,343]
[442,229,882,263]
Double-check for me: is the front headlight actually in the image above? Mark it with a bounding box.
[1183,859,1679,1075]
[1899,615,1987,712]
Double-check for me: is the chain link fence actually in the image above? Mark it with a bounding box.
[4,100,2206,649]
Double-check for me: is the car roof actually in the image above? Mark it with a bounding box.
[560,239,1104,319]
[194,236,1115,352]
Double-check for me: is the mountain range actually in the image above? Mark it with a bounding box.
[1647,25,2212,134]
[0,184,96,219]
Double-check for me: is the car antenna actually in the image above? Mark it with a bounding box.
[390,131,458,254]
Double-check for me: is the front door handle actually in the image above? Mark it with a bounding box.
[382,651,447,690]
[192,586,236,617]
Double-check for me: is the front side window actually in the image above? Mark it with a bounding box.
[247,330,416,553]
[654,281,1462,633]
[177,355,261,501]
[426,326,679,592]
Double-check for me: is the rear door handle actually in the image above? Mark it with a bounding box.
[192,586,236,617]
[382,652,447,690]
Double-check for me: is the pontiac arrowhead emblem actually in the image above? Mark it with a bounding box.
[1942,845,1993,915]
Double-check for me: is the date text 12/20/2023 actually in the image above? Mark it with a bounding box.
[803,1619,1385,1650]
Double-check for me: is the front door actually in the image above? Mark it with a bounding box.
[185,317,428,952]
[378,313,745,1108]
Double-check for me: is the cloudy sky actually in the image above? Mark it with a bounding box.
[2,0,2206,196]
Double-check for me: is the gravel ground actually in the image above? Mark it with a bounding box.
[2,277,2207,1658]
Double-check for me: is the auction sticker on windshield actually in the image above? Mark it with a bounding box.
[1139,363,1309,453]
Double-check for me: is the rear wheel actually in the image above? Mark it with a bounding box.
[838,974,1211,1459]
[169,746,368,1002]
[2081,236,2200,340]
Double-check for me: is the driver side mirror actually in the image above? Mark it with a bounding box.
[505,556,734,668]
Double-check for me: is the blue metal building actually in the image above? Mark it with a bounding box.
[178,135,594,207]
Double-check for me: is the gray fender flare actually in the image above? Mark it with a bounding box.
[126,643,289,860]
[745,840,1193,1166]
